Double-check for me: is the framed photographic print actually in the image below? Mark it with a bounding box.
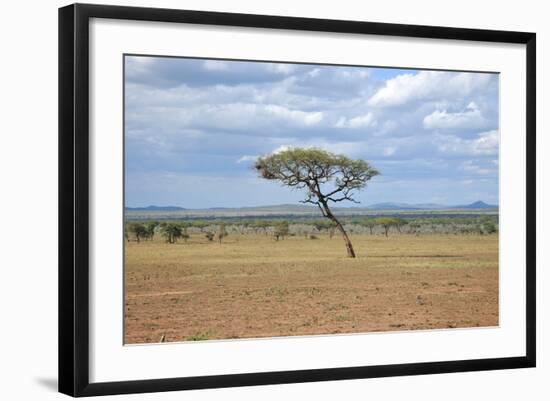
[58,3,536,397]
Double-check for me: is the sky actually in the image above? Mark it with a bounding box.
[124,55,499,208]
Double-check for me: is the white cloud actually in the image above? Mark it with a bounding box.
[337,69,369,80]
[265,105,323,126]
[266,64,296,75]
[236,155,257,164]
[125,56,155,78]
[437,130,499,156]
[460,161,496,176]
[268,142,361,157]
[423,102,486,130]
[383,147,396,156]
[335,112,376,128]
[473,130,499,154]
[272,145,292,154]
[130,56,154,65]
[368,71,493,107]
[308,68,321,78]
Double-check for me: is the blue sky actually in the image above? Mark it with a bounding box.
[125,56,499,208]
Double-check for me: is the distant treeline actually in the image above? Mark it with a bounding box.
[125,215,498,244]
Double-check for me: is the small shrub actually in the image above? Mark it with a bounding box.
[309,234,319,240]
[185,333,210,341]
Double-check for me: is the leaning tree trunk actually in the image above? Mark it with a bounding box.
[321,202,356,258]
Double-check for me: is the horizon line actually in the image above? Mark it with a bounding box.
[125,200,499,210]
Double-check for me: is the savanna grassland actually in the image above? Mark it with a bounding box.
[124,232,498,344]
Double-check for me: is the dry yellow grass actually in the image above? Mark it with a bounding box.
[124,233,498,344]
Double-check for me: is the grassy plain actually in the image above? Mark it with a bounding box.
[124,233,498,344]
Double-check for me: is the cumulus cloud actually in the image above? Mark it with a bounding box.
[266,64,296,75]
[368,71,495,107]
[264,105,323,126]
[437,130,499,156]
[460,160,497,176]
[335,112,376,129]
[423,102,487,130]
[125,56,499,207]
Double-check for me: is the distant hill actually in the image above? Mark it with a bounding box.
[124,201,498,219]
[366,201,497,210]
[453,201,498,209]
[367,202,446,210]
[125,205,186,212]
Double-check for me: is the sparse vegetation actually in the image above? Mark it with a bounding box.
[185,333,210,341]
[125,214,498,244]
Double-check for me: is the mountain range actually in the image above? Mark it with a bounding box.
[125,201,497,212]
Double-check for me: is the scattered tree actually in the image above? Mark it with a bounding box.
[274,220,290,241]
[313,220,337,238]
[181,226,190,242]
[408,222,421,235]
[161,223,183,244]
[238,221,250,235]
[192,221,210,233]
[252,220,270,235]
[217,223,228,244]
[481,219,497,234]
[376,217,397,237]
[127,222,147,243]
[255,148,379,257]
[145,221,159,240]
[394,217,408,233]
[361,218,377,235]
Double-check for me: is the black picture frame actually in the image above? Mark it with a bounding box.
[59,3,536,397]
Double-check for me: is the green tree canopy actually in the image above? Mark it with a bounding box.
[127,222,147,243]
[255,147,379,257]
[375,217,398,237]
[273,220,290,241]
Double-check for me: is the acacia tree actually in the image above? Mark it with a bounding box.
[361,218,377,235]
[192,221,210,233]
[313,220,336,238]
[145,221,159,240]
[255,148,379,257]
[394,217,408,233]
[127,222,147,243]
[273,220,290,241]
[217,223,228,244]
[161,223,182,244]
[376,217,397,237]
[252,220,270,235]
